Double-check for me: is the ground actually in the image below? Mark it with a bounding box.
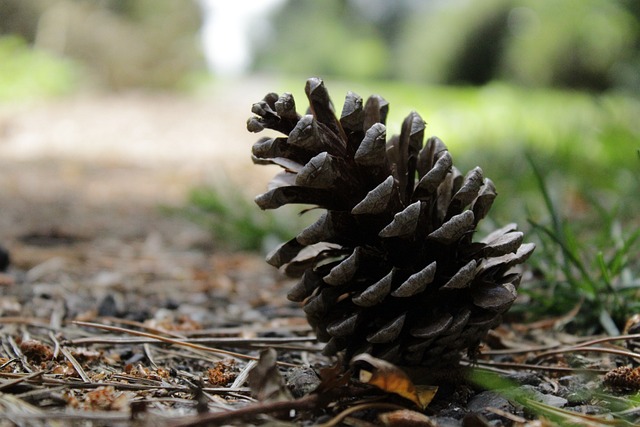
[0,83,637,426]
[0,84,307,425]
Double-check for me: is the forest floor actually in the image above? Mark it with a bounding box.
[0,85,638,426]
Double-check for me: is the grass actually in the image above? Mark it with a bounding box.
[180,180,319,252]
[470,369,640,426]
[516,154,640,333]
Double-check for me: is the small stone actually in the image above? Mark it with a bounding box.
[97,294,121,317]
[505,372,542,386]
[566,405,608,416]
[467,391,514,421]
[430,416,462,427]
[557,373,596,404]
[520,385,568,408]
[286,366,320,398]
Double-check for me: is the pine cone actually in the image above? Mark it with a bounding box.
[248,78,535,368]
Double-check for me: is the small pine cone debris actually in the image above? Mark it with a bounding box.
[248,78,535,368]
[604,366,640,391]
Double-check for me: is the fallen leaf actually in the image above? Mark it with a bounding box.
[314,357,350,394]
[248,348,293,402]
[350,353,437,410]
[414,385,439,410]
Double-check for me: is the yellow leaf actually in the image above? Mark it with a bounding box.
[415,385,438,410]
[351,353,438,410]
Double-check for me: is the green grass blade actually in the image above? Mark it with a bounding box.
[526,153,562,239]
[528,219,598,298]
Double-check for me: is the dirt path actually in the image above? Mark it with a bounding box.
[0,79,295,326]
[0,80,271,168]
[0,80,281,254]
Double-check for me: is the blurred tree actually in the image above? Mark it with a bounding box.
[0,0,41,42]
[395,0,511,85]
[500,0,638,91]
[347,0,417,47]
[0,0,205,90]
[252,0,639,92]
[252,0,389,79]
[395,0,639,91]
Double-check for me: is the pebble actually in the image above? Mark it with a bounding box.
[431,416,462,427]
[286,366,321,398]
[97,294,121,317]
[467,390,514,421]
[505,371,542,386]
[520,385,568,408]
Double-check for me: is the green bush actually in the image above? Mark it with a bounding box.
[395,0,639,90]
[256,0,640,91]
[0,0,205,91]
[395,0,511,85]
[0,35,79,101]
[252,0,390,80]
[500,0,638,90]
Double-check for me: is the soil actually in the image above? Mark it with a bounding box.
[0,82,637,426]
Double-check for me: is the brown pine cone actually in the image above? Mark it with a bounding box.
[248,78,535,368]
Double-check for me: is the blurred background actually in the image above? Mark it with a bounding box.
[1,0,639,327]
[3,0,640,89]
[3,0,640,90]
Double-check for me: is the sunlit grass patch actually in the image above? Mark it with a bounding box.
[0,36,82,103]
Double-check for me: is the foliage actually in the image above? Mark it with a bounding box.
[396,0,639,90]
[0,0,205,90]
[519,155,640,334]
[0,35,79,101]
[500,0,638,90]
[395,0,512,85]
[470,369,640,426]
[252,0,390,80]
[254,0,640,92]
[0,0,41,42]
